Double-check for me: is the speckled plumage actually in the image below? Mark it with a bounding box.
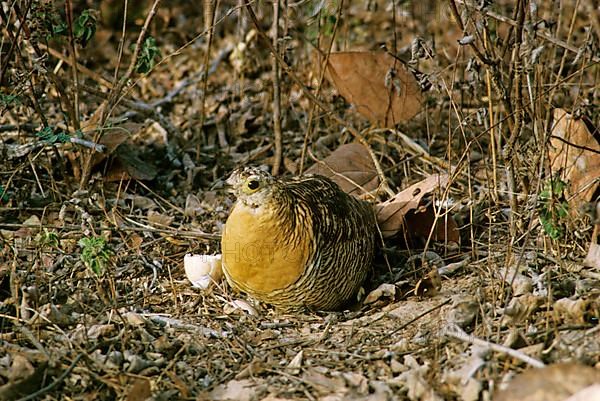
[221,167,376,311]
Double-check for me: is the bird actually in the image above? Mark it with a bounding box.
[220,166,376,311]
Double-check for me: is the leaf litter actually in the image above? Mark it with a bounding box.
[0,1,599,401]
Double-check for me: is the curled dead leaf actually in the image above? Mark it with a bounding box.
[553,298,591,324]
[0,356,48,400]
[501,294,543,325]
[324,51,423,126]
[364,283,396,304]
[375,174,457,242]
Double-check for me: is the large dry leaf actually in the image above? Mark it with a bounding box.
[324,51,423,127]
[494,363,600,401]
[375,174,453,239]
[549,108,600,209]
[306,143,379,196]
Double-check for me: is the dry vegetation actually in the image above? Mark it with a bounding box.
[1,0,599,400]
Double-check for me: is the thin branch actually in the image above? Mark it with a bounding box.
[467,1,600,64]
[271,0,283,175]
[114,0,129,83]
[197,0,218,161]
[444,324,546,368]
[64,0,81,130]
[447,0,495,65]
[0,0,31,85]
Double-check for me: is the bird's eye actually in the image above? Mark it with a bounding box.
[247,180,260,190]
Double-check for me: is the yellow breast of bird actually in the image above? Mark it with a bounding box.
[221,202,311,294]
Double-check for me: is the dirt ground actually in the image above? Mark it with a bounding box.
[1,1,599,400]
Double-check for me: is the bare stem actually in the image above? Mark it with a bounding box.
[64,0,80,131]
[271,0,283,175]
[197,0,218,161]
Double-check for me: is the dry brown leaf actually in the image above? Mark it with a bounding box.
[447,295,479,328]
[413,268,442,297]
[208,379,258,401]
[127,233,144,251]
[86,122,156,182]
[80,101,108,133]
[494,363,600,401]
[324,51,423,127]
[549,108,600,210]
[306,143,379,196]
[364,283,396,304]
[553,298,590,324]
[302,368,346,395]
[501,294,544,325]
[0,358,48,400]
[126,378,152,401]
[104,144,158,182]
[375,174,454,239]
[147,210,174,227]
[165,371,189,399]
[404,204,460,244]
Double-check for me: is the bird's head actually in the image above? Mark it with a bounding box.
[226,167,276,207]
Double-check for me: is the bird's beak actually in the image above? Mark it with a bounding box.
[210,176,235,193]
[210,177,227,190]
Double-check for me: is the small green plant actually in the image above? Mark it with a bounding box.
[79,236,113,275]
[36,126,71,144]
[29,1,67,40]
[0,93,21,107]
[73,9,97,47]
[28,4,97,45]
[38,229,60,249]
[538,177,569,240]
[135,36,161,74]
[0,185,8,203]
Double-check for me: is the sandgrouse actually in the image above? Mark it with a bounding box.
[221,167,376,310]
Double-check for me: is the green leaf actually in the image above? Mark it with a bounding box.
[74,9,97,47]
[0,185,8,203]
[135,36,161,74]
[39,229,60,249]
[537,176,570,240]
[0,93,21,106]
[53,22,68,36]
[36,126,71,144]
[79,236,113,275]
